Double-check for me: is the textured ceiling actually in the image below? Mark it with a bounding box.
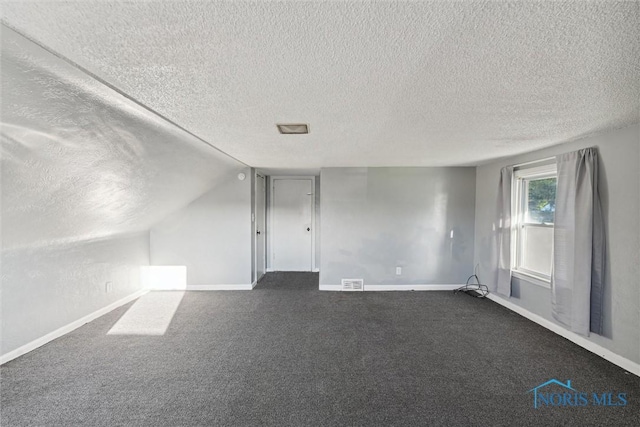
[2,1,639,168]
[1,27,245,249]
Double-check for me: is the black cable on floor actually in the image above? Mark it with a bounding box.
[454,264,489,298]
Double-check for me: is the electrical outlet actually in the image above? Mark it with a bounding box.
[396,267,402,275]
[105,281,113,293]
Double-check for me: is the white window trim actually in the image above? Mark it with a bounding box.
[512,161,557,288]
[513,161,556,180]
[512,270,551,289]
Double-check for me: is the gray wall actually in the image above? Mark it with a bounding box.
[150,170,253,286]
[1,234,149,355]
[0,27,249,358]
[474,124,640,364]
[320,167,476,286]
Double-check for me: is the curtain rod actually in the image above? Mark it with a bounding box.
[513,156,555,169]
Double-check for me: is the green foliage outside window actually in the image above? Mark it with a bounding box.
[527,178,556,223]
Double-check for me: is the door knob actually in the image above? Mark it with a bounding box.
[306,227,310,231]
[257,231,261,235]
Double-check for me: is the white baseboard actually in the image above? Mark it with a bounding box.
[319,284,462,291]
[319,284,341,291]
[312,268,320,272]
[147,284,255,291]
[365,284,461,291]
[186,284,253,291]
[486,293,640,377]
[266,268,274,272]
[0,288,149,365]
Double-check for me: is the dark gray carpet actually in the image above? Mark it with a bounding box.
[254,271,319,290]
[1,272,638,426]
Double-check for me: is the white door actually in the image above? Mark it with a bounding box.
[271,178,314,271]
[255,173,266,280]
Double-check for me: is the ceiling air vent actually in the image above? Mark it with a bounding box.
[277,123,309,134]
[341,279,364,292]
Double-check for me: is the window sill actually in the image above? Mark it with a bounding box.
[512,270,551,289]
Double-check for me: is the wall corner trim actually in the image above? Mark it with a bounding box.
[0,288,149,366]
[486,293,640,377]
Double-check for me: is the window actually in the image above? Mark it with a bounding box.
[513,162,557,286]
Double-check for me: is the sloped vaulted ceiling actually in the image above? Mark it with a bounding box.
[1,1,639,168]
[1,27,246,249]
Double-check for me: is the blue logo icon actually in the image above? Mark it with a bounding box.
[527,379,627,409]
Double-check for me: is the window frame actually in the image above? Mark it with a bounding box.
[512,162,557,288]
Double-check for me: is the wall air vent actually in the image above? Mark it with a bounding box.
[341,279,364,291]
[277,123,309,134]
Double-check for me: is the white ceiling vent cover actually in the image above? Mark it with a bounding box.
[341,279,364,292]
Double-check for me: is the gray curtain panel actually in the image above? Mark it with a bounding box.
[552,147,605,336]
[497,166,514,297]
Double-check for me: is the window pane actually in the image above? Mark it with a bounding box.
[520,225,553,276]
[526,178,556,224]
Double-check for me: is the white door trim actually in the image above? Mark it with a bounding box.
[270,176,316,271]
[254,170,266,282]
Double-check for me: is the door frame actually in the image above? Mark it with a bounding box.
[269,176,316,272]
[254,170,267,283]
